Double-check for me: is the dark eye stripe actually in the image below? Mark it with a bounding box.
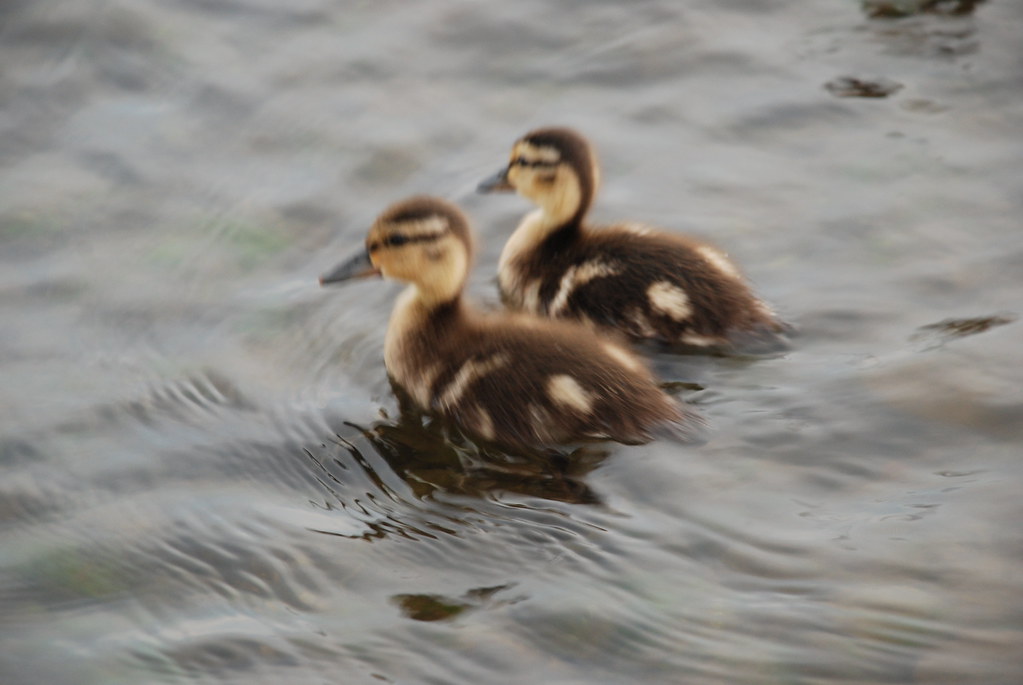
[369,231,447,252]
[513,156,558,168]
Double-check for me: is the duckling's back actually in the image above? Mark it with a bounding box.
[503,225,787,351]
[404,304,694,449]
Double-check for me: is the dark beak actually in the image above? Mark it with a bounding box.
[477,167,514,193]
[319,249,380,286]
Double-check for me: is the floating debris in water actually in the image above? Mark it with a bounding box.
[910,313,1017,349]
[863,0,987,18]
[392,593,470,622]
[825,76,904,98]
[392,584,517,622]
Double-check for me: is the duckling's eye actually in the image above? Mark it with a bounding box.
[513,156,529,166]
[385,234,409,247]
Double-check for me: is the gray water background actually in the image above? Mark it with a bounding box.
[2,1,1022,683]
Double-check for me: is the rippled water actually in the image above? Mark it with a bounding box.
[2,1,1022,683]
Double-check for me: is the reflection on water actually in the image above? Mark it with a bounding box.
[303,416,609,544]
[862,0,988,19]
[2,0,1023,683]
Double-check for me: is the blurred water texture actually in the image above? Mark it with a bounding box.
[2,1,1022,683]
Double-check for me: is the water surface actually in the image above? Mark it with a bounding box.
[2,1,1022,683]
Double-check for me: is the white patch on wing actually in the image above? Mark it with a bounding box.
[548,261,621,315]
[407,364,441,408]
[466,404,495,441]
[576,260,621,284]
[547,374,593,413]
[602,342,642,373]
[647,281,692,321]
[697,245,741,280]
[521,279,542,313]
[682,333,721,347]
[621,222,654,237]
[437,354,510,408]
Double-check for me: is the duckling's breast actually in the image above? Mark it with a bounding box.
[384,287,445,408]
[497,209,566,312]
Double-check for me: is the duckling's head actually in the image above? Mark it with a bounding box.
[478,127,600,226]
[320,196,475,306]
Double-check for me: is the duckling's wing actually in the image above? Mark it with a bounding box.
[430,318,696,449]
[548,229,786,348]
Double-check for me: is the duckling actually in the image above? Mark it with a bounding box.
[478,127,789,351]
[319,196,698,450]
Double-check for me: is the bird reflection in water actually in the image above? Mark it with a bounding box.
[361,415,608,506]
[304,383,611,543]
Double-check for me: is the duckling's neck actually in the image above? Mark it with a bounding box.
[498,207,584,278]
[384,285,463,382]
[413,278,462,309]
[534,170,589,232]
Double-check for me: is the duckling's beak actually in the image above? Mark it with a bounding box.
[319,249,380,286]
[477,167,514,193]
